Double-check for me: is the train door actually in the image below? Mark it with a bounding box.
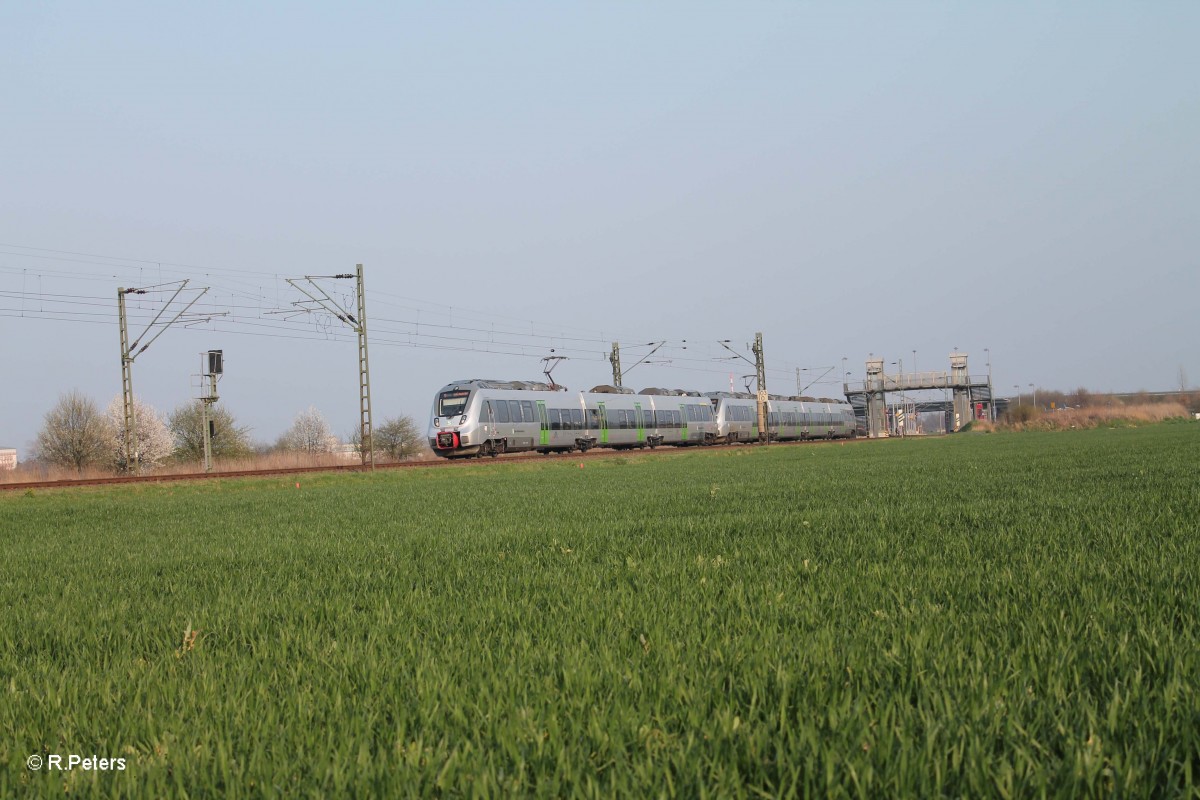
[634,403,645,444]
[597,402,608,445]
[680,403,689,442]
[536,400,548,447]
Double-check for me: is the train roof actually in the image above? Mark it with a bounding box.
[438,380,851,405]
[440,379,566,392]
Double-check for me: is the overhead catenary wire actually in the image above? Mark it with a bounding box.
[0,243,844,388]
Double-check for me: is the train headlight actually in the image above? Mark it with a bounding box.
[434,418,440,427]
[460,415,467,424]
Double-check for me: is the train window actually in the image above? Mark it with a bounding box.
[671,410,682,428]
[620,410,631,429]
[587,408,600,429]
[494,401,510,424]
[479,401,491,422]
[437,390,471,418]
[571,409,583,429]
[549,409,561,430]
[521,401,535,423]
[644,409,654,428]
[508,400,522,423]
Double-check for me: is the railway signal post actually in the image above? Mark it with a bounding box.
[199,350,223,473]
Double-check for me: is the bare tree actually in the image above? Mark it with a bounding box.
[278,406,336,453]
[348,414,423,461]
[167,401,254,462]
[34,390,113,473]
[106,396,174,471]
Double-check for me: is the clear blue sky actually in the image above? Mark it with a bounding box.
[2,2,1197,452]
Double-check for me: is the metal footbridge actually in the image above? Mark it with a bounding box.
[844,353,996,437]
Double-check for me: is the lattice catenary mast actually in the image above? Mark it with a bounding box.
[285,265,374,468]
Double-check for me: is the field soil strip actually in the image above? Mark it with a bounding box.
[0,436,869,491]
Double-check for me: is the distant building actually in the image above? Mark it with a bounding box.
[0,448,16,471]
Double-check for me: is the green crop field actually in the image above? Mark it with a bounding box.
[3,424,1199,798]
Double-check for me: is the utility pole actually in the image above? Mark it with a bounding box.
[753,332,768,444]
[609,341,664,389]
[717,336,768,444]
[118,287,139,473]
[356,264,373,469]
[609,341,622,388]
[796,367,801,396]
[117,281,210,473]
[285,265,374,468]
[985,347,994,421]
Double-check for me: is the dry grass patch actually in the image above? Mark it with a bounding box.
[1009,402,1189,431]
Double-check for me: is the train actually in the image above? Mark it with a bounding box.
[428,379,857,458]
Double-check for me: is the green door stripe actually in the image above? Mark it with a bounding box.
[536,400,548,446]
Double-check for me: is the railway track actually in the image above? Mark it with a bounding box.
[0,436,869,492]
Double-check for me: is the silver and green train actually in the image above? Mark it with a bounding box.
[429,379,855,458]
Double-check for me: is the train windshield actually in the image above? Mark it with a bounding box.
[437,390,471,418]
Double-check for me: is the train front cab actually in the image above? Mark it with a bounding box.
[430,387,482,457]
